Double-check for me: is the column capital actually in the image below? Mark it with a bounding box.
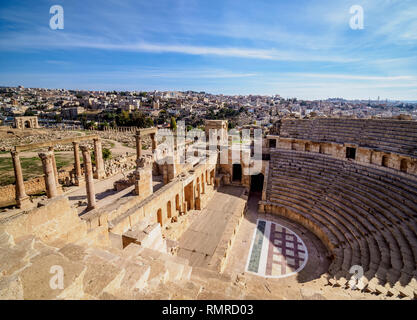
[38,151,53,160]
[39,151,57,199]
[11,150,20,158]
[72,141,79,146]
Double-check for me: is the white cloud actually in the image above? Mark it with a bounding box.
[285,73,415,81]
[0,30,358,63]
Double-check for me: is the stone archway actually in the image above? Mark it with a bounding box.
[184,181,194,211]
[14,116,39,129]
[167,201,172,219]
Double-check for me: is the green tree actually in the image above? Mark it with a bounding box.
[170,117,177,131]
[24,109,35,116]
[102,148,112,160]
[145,117,154,128]
[91,148,112,164]
[54,114,63,123]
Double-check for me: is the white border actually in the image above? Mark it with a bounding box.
[245,219,309,279]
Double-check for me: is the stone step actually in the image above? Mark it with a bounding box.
[0,231,15,248]
[153,281,203,299]
[82,255,125,298]
[18,252,86,299]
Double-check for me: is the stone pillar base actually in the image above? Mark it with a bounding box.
[56,185,64,195]
[93,170,106,180]
[16,196,31,209]
[74,177,85,187]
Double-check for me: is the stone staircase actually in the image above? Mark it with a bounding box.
[0,230,245,300]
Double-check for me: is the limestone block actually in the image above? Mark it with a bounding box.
[119,261,150,291]
[0,231,15,248]
[19,252,86,300]
[0,275,23,300]
[82,255,125,298]
[0,246,32,277]
[58,244,88,263]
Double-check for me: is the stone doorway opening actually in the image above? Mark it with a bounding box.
[184,181,194,211]
[232,163,242,182]
[157,208,163,226]
[250,173,264,193]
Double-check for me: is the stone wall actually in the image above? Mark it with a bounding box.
[278,118,417,158]
[276,137,417,176]
[0,196,87,244]
[0,177,46,207]
[81,159,217,239]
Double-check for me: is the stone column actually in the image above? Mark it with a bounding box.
[48,146,62,194]
[72,142,84,186]
[150,133,157,152]
[93,138,105,179]
[80,146,96,211]
[11,151,30,208]
[39,151,58,199]
[135,132,142,159]
[135,156,153,200]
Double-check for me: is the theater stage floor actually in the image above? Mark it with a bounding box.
[177,185,246,269]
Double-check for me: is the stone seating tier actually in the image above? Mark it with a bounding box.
[264,149,417,298]
[279,119,417,157]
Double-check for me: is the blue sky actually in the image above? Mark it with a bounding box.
[0,0,416,100]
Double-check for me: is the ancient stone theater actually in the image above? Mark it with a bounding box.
[1,118,417,300]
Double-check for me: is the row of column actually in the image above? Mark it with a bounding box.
[11,138,104,210]
[135,132,157,159]
[103,126,136,132]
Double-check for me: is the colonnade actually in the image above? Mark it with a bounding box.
[11,137,104,210]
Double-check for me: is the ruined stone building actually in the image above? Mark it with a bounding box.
[14,116,40,130]
[0,118,417,300]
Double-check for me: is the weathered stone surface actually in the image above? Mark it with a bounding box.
[19,252,86,300]
[0,275,24,300]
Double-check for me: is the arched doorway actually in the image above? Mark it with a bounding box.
[175,194,180,211]
[157,209,163,226]
[184,181,194,211]
[24,121,31,128]
[233,163,242,182]
[167,201,172,219]
[382,155,389,167]
[400,159,408,172]
[250,173,264,193]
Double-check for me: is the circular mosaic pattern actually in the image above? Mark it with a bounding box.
[245,219,308,278]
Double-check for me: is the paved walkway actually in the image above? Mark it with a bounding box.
[65,167,162,215]
[177,185,246,268]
